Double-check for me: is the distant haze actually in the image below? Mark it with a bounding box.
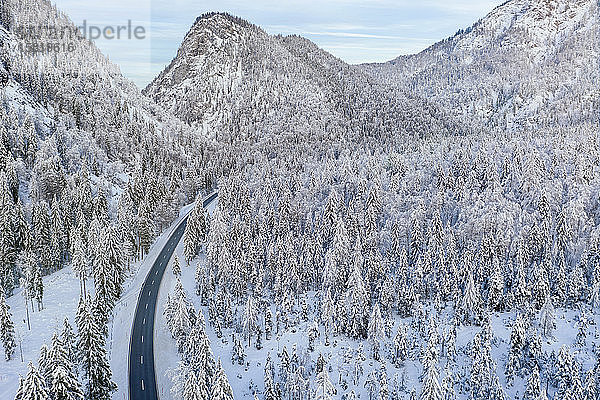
[51,0,503,88]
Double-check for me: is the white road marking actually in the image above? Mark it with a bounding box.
[141,380,144,391]
[141,335,143,343]
[155,271,158,275]
[152,280,155,285]
[148,290,151,296]
[145,303,148,309]
[143,317,146,324]
[141,355,143,364]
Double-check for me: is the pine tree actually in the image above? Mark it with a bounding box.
[17,362,48,400]
[471,329,505,400]
[539,295,555,338]
[393,323,408,366]
[211,359,234,400]
[462,269,480,324]
[37,345,51,389]
[531,261,550,309]
[505,314,527,385]
[307,321,319,352]
[523,365,541,400]
[367,303,385,360]
[51,366,84,400]
[0,288,16,360]
[242,295,258,347]
[345,258,368,339]
[364,369,379,400]
[555,345,576,398]
[180,368,205,400]
[421,324,442,400]
[71,233,88,298]
[171,288,194,352]
[265,307,273,340]
[264,353,280,400]
[487,258,504,311]
[379,364,390,400]
[314,366,336,400]
[173,255,181,277]
[582,367,596,400]
[60,318,76,370]
[33,265,43,311]
[76,299,116,400]
[321,289,335,344]
[184,312,215,387]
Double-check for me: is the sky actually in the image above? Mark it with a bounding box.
[51,0,504,88]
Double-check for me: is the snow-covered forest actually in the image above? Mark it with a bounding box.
[1,0,600,399]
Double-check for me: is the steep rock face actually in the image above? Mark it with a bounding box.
[364,0,599,132]
[145,12,469,153]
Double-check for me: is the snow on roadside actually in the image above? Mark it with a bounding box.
[110,201,197,400]
[0,200,198,400]
[0,265,83,399]
[154,198,218,400]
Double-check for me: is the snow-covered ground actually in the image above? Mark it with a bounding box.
[0,201,198,400]
[155,199,218,400]
[0,265,82,399]
[110,201,198,400]
[161,262,600,399]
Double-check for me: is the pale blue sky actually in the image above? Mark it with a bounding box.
[51,0,504,88]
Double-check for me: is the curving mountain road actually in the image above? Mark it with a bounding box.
[128,192,218,400]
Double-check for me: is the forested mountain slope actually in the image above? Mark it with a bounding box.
[144,12,470,158]
[153,7,600,400]
[0,1,222,397]
[0,0,222,295]
[363,0,600,132]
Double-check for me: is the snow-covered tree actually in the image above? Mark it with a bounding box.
[211,360,234,400]
[314,366,336,400]
[0,288,16,360]
[16,362,48,400]
[367,303,385,360]
[242,295,258,347]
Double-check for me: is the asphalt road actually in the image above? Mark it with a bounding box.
[129,192,218,400]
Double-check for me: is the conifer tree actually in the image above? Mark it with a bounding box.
[0,288,16,360]
[173,255,181,277]
[76,299,116,400]
[539,296,555,338]
[264,353,280,400]
[555,345,576,398]
[243,295,258,347]
[314,366,336,400]
[523,365,541,400]
[211,359,234,400]
[60,318,77,371]
[488,258,504,311]
[367,303,385,360]
[16,362,48,400]
[345,258,368,339]
[364,369,379,400]
[505,314,527,384]
[393,323,408,366]
[461,269,480,324]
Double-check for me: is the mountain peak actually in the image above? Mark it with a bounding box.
[192,12,257,31]
[365,0,599,132]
